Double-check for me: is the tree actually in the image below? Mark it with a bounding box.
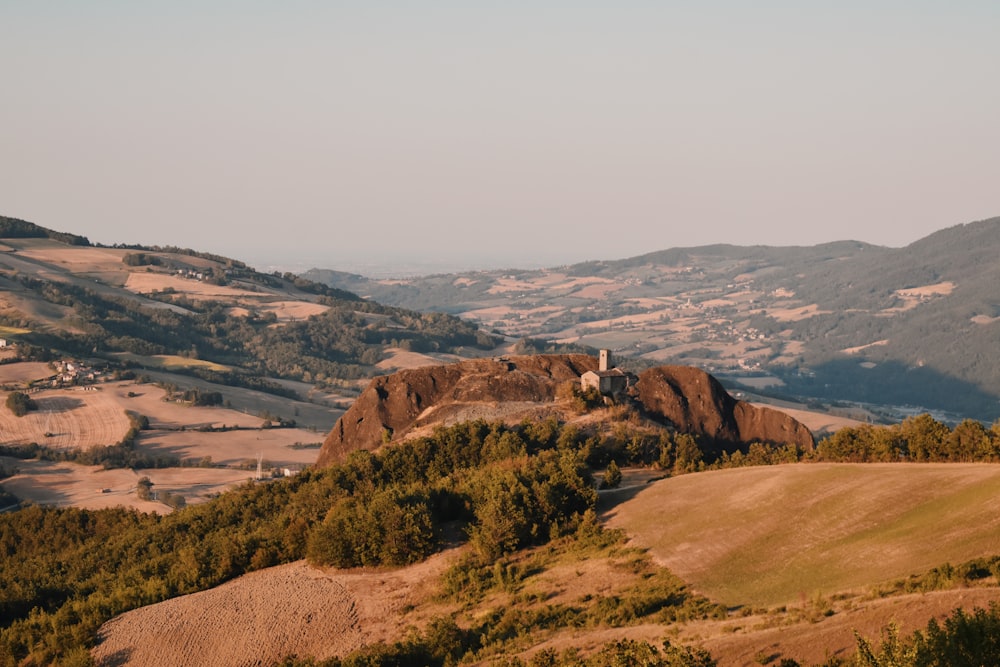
[5,391,37,417]
[136,476,153,501]
[901,413,950,461]
[673,434,703,474]
[601,460,622,489]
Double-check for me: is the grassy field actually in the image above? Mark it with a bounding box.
[606,462,1000,607]
[111,352,232,373]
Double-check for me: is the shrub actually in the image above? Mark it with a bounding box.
[5,392,37,417]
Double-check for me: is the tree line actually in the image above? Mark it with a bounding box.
[4,410,1000,664]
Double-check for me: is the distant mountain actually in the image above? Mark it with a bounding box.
[305,217,1000,421]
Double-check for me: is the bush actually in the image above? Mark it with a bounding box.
[600,460,622,489]
[5,392,37,417]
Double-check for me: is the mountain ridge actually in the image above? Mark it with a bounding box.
[305,216,1000,421]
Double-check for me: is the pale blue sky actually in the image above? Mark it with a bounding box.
[2,2,998,272]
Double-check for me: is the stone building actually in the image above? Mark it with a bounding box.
[580,349,631,396]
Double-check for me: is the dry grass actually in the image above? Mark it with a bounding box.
[766,303,831,322]
[91,552,460,666]
[124,272,264,299]
[605,463,1000,607]
[10,244,131,273]
[0,379,327,513]
[692,587,1000,666]
[375,347,459,372]
[257,299,329,321]
[0,360,54,384]
[0,388,133,448]
[0,460,257,515]
[110,352,233,373]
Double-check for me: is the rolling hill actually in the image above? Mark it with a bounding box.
[87,463,1000,667]
[0,214,498,394]
[305,216,1000,421]
[5,213,1000,666]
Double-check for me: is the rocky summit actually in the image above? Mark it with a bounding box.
[316,355,814,466]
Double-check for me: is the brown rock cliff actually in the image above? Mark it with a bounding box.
[316,356,814,467]
[634,365,815,453]
[316,354,597,466]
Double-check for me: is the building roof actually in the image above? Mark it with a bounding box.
[584,368,629,378]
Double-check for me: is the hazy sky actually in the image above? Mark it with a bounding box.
[3,2,999,273]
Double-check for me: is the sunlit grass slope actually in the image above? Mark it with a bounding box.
[607,463,1000,607]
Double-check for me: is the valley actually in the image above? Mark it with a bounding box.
[3,215,1000,666]
[307,218,1000,422]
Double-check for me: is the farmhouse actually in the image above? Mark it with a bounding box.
[581,349,632,397]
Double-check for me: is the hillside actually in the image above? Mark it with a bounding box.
[305,216,1000,421]
[607,463,1000,607]
[0,215,497,393]
[90,463,1000,667]
[0,214,497,513]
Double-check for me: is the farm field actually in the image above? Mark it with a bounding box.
[0,361,330,514]
[605,462,1000,607]
[0,388,133,448]
[0,461,258,515]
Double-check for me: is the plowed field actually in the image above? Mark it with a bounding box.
[0,388,132,448]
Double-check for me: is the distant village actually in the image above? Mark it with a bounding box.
[0,340,115,392]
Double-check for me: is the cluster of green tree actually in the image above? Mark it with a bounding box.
[266,271,362,303]
[814,413,1000,463]
[134,476,186,510]
[848,604,1000,667]
[0,440,181,471]
[5,391,37,416]
[181,388,223,406]
[121,252,163,267]
[0,455,19,507]
[0,418,595,664]
[0,216,91,245]
[304,418,599,568]
[756,602,1000,667]
[873,556,1000,598]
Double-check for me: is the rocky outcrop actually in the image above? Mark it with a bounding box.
[634,365,815,452]
[316,354,597,466]
[316,356,814,467]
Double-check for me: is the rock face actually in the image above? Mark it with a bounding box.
[316,354,597,467]
[316,356,814,467]
[634,365,815,452]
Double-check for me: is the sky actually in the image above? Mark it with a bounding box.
[2,2,999,274]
